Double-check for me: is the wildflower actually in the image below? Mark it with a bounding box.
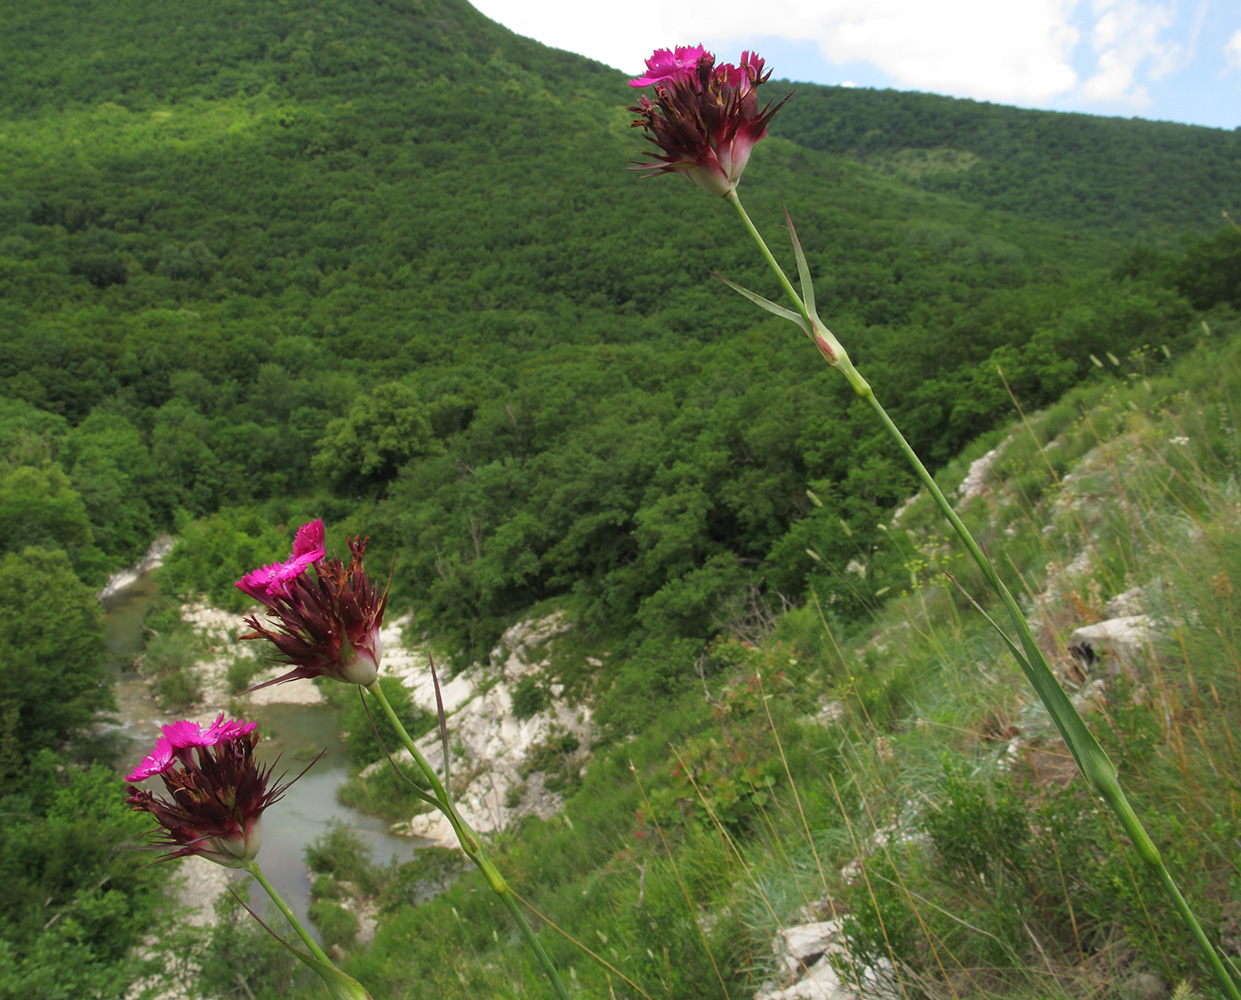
[628,47,790,197]
[126,716,301,868]
[239,530,388,688]
[235,519,327,605]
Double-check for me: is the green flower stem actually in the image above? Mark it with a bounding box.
[242,858,333,966]
[365,680,572,1000]
[727,192,1241,1000]
[725,190,871,397]
[726,189,806,323]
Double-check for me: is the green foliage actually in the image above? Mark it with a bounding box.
[646,667,784,836]
[305,822,380,897]
[593,636,704,736]
[308,900,359,952]
[62,411,161,562]
[376,847,467,915]
[155,667,200,710]
[0,547,111,760]
[771,84,1241,242]
[1172,224,1241,311]
[193,891,305,1000]
[339,678,435,770]
[226,654,263,694]
[158,507,307,611]
[336,756,434,823]
[922,762,1031,880]
[313,381,443,495]
[304,825,367,949]
[0,752,167,998]
[139,617,204,709]
[0,462,103,580]
[522,730,582,793]
[140,624,203,674]
[510,674,549,719]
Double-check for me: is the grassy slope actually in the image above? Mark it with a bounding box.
[321,326,1241,1000]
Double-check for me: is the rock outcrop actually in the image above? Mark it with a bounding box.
[756,917,898,1000]
[379,612,594,847]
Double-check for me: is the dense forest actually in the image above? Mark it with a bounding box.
[2,0,1240,995]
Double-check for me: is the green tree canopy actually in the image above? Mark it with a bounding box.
[313,381,443,495]
[0,547,111,762]
[0,463,102,579]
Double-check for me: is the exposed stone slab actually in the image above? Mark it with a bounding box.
[1068,615,1153,676]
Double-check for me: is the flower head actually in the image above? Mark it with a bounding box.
[238,531,388,688]
[235,519,327,605]
[628,47,790,197]
[126,717,303,868]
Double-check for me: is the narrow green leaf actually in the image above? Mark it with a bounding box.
[943,571,1032,674]
[710,271,810,332]
[429,652,451,789]
[784,207,816,320]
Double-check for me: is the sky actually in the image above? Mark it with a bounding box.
[470,0,1240,130]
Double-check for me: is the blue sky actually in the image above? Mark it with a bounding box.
[471,0,1240,130]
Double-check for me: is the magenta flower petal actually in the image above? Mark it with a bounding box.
[204,714,258,743]
[126,736,175,782]
[292,519,326,561]
[161,718,211,748]
[236,563,283,603]
[629,44,708,88]
[235,520,327,604]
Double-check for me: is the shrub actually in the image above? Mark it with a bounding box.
[511,674,549,719]
[226,655,262,694]
[156,667,200,710]
[308,901,358,952]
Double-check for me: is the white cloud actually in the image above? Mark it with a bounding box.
[812,0,1081,102]
[1226,29,1241,72]
[471,0,1082,104]
[1081,0,1187,104]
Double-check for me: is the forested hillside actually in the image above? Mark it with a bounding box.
[771,84,1241,241]
[4,0,1237,661]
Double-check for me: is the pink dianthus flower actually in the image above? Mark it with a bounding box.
[126,716,303,868]
[629,45,708,87]
[238,531,388,689]
[628,47,790,197]
[126,714,258,782]
[235,520,327,605]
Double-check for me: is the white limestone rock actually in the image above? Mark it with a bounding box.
[1068,615,1154,677]
[381,613,592,848]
